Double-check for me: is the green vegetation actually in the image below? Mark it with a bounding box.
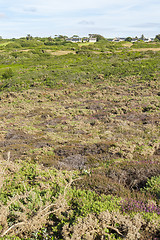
[143,176,160,198]
[0,37,160,239]
[0,38,159,92]
[155,34,160,41]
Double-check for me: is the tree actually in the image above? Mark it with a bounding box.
[125,37,132,42]
[72,35,79,38]
[26,34,33,40]
[89,34,105,42]
[140,34,145,40]
[155,34,160,41]
[58,35,68,40]
[48,36,53,42]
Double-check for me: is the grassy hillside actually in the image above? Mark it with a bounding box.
[0,38,160,239]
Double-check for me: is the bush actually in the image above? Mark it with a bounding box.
[106,161,160,190]
[5,43,21,48]
[120,198,160,215]
[2,68,14,79]
[143,176,160,199]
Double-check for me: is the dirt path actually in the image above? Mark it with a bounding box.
[123,43,133,47]
[46,50,76,55]
[131,48,160,51]
[11,49,76,55]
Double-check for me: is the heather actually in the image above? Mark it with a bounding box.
[120,199,160,215]
[0,37,160,239]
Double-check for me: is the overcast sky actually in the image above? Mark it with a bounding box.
[0,0,160,38]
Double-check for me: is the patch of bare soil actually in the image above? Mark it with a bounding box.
[0,129,40,160]
[18,49,31,52]
[122,43,133,48]
[131,48,160,51]
[46,50,76,55]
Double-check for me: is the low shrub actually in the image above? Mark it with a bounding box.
[143,176,160,199]
[2,68,14,79]
[120,198,160,215]
[106,161,160,190]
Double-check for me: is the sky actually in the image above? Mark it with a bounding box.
[0,0,160,39]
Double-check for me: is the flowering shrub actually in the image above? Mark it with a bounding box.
[120,198,160,215]
[127,159,160,165]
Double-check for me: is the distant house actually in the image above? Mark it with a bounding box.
[66,37,82,43]
[131,38,139,43]
[72,38,82,43]
[88,34,97,43]
[66,38,73,42]
[143,38,154,42]
[143,38,150,42]
[119,38,126,42]
[106,38,114,42]
[112,37,125,42]
[66,34,97,43]
[108,37,154,43]
[89,37,97,43]
[82,38,89,42]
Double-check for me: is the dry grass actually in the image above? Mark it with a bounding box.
[0,75,159,167]
[122,42,133,48]
[131,48,160,51]
[45,50,76,55]
[62,210,159,240]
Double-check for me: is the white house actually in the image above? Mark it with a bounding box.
[66,34,97,43]
[107,38,114,42]
[66,38,82,43]
[89,37,97,43]
[112,37,126,42]
[143,38,153,42]
[131,38,139,43]
[82,38,89,42]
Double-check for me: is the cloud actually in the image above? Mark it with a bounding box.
[131,22,160,29]
[0,0,160,38]
[5,0,107,15]
[78,20,95,25]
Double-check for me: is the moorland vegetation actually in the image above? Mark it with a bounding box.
[0,36,160,239]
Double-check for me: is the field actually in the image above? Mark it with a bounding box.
[0,38,160,239]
